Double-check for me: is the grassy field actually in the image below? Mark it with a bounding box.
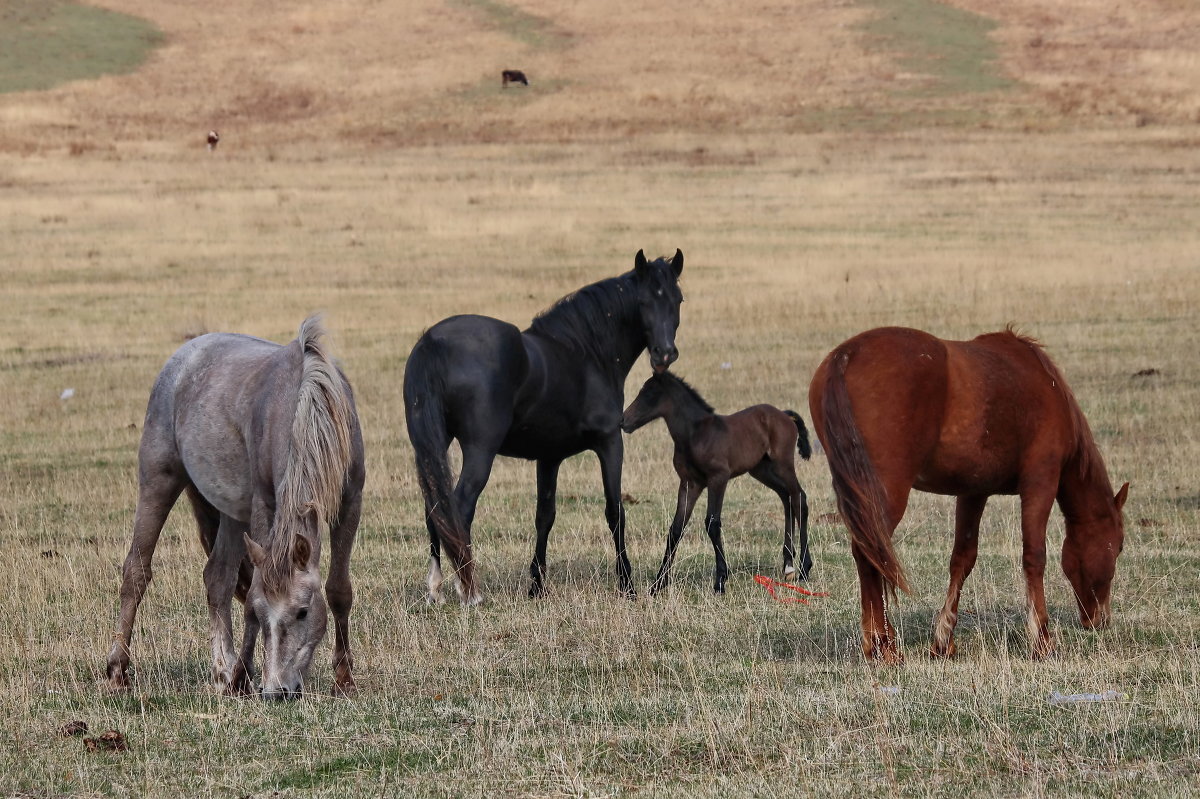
[2,0,1199,796]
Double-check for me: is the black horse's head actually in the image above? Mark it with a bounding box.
[633,249,684,373]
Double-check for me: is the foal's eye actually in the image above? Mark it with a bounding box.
[296,608,309,621]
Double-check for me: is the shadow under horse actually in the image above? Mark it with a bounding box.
[106,317,365,698]
[621,371,814,595]
[404,249,684,602]
[809,326,1128,663]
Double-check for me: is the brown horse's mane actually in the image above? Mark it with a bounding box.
[996,325,1097,482]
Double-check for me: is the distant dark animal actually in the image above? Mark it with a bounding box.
[206,130,220,151]
[808,326,1128,664]
[404,249,684,603]
[106,316,365,699]
[622,372,813,595]
[501,69,529,87]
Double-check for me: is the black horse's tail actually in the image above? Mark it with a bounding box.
[402,338,476,602]
[819,350,909,597]
[784,410,813,460]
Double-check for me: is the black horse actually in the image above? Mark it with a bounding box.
[404,249,685,602]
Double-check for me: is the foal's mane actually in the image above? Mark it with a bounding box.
[656,371,714,414]
[1002,326,1097,481]
[527,272,640,361]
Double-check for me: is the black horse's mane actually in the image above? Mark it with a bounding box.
[655,371,714,414]
[527,271,640,358]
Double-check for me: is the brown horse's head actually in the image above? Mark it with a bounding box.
[1061,481,1129,629]
[245,533,328,700]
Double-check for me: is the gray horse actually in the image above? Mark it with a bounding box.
[105,316,365,699]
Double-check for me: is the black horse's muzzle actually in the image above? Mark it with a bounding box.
[650,345,678,374]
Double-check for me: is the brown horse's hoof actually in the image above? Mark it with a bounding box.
[333,679,358,699]
[1030,637,1057,661]
[104,675,131,694]
[929,639,957,659]
[865,640,905,665]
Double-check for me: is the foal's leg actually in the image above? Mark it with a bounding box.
[596,433,635,598]
[751,461,812,580]
[930,494,987,658]
[205,514,252,695]
[105,463,187,691]
[327,488,362,696]
[702,475,731,594]
[529,458,562,598]
[649,479,702,596]
[1019,478,1059,660]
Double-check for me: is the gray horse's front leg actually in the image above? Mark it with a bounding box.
[204,515,251,695]
[327,489,362,696]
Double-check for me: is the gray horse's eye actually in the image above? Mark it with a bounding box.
[296,607,309,621]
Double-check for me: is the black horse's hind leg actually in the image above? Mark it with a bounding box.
[450,443,497,604]
[529,458,562,598]
[595,433,635,598]
[650,479,702,596]
[703,477,731,594]
[105,460,187,691]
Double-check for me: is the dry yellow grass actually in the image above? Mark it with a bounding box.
[1,0,1198,796]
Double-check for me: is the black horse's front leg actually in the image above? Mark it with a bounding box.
[529,458,561,598]
[595,434,635,598]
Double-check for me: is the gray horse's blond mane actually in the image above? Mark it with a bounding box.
[265,315,354,591]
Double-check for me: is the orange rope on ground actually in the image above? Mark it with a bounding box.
[753,574,830,605]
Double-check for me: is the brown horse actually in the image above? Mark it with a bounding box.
[622,372,813,595]
[808,327,1128,663]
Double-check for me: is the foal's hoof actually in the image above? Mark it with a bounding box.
[104,675,131,694]
[333,679,358,699]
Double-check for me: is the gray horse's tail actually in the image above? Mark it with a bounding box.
[272,316,355,580]
[784,410,813,460]
[402,336,476,601]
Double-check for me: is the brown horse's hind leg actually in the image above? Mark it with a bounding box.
[931,495,988,658]
[327,489,361,696]
[851,543,903,664]
[105,467,187,691]
[650,478,702,596]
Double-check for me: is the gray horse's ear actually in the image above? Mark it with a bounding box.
[670,248,683,277]
[292,535,313,570]
[634,249,647,273]
[244,534,267,569]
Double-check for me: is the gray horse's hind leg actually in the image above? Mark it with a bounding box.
[204,513,253,695]
[105,462,187,691]
[326,488,361,696]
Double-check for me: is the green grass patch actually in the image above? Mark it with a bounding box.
[861,0,1015,96]
[0,0,162,94]
[451,0,570,50]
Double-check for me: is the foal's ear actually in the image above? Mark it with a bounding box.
[634,249,648,274]
[670,248,684,277]
[244,534,268,569]
[1114,481,1130,512]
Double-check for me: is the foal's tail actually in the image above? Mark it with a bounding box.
[272,316,356,583]
[402,336,476,602]
[783,410,813,460]
[818,350,910,597]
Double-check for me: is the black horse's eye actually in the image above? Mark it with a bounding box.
[297,607,309,621]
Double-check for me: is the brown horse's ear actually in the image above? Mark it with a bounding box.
[244,534,267,569]
[670,248,683,277]
[634,249,647,274]
[292,535,314,570]
[1114,481,1130,511]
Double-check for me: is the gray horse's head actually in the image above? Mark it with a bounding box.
[245,533,328,700]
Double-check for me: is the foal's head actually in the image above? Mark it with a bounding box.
[1062,481,1129,629]
[622,372,711,434]
[245,532,328,700]
[632,249,684,374]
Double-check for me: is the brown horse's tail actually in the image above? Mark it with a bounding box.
[820,351,910,597]
[783,410,813,460]
[269,316,356,587]
[402,335,476,601]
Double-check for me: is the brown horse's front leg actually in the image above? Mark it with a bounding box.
[1020,486,1057,660]
[931,495,987,658]
[703,476,730,594]
[650,479,701,596]
[851,543,903,664]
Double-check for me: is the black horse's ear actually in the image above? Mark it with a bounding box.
[634,249,647,274]
[670,248,683,277]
